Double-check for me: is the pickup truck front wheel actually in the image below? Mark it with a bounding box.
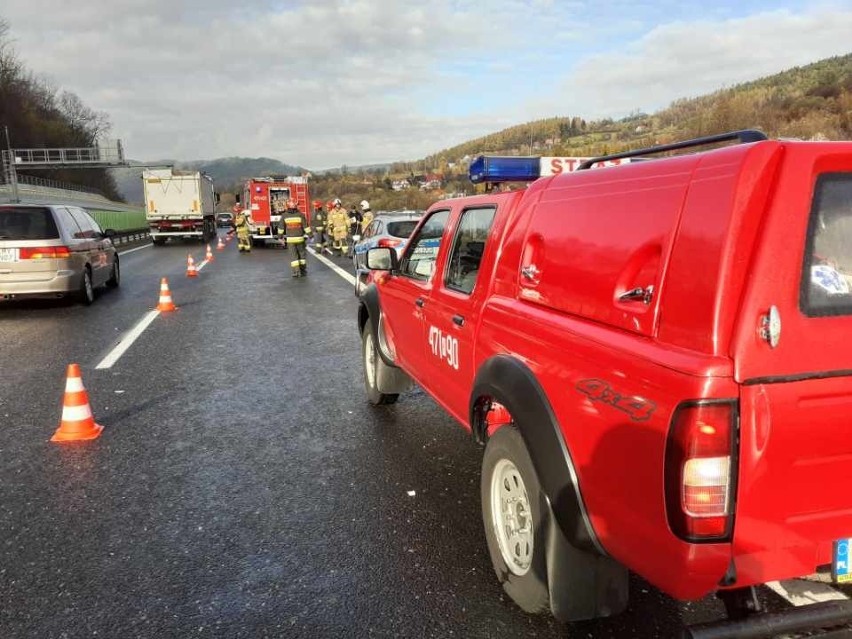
[362,319,399,405]
[482,426,549,614]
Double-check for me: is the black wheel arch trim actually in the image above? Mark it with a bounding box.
[470,354,604,555]
[358,283,396,368]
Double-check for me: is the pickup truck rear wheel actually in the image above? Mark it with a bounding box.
[362,318,399,405]
[482,425,549,614]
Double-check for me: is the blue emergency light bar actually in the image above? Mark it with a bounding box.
[469,156,541,184]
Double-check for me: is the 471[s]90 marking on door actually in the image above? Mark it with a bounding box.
[428,325,459,371]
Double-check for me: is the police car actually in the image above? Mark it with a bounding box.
[352,210,422,296]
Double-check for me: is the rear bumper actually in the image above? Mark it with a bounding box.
[1,272,77,298]
[150,231,203,237]
[683,600,852,638]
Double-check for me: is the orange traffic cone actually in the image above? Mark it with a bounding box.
[157,277,177,312]
[51,363,103,442]
[186,254,198,278]
[205,244,215,262]
[216,237,225,251]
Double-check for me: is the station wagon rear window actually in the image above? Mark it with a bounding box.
[801,174,852,316]
[387,220,418,238]
[0,207,60,240]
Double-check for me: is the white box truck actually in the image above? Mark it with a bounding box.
[143,169,217,245]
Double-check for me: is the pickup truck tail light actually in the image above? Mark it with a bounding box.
[665,401,737,542]
[19,246,71,259]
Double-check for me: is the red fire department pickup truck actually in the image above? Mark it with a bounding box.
[358,131,852,637]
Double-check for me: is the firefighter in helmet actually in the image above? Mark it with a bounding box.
[235,208,252,252]
[347,204,362,258]
[329,198,350,257]
[325,200,336,252]
[311,200,328,254]
[359,200,374,234]
[282,199,309,277]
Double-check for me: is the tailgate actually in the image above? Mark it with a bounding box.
[730,146,852,585]
[735,380,852,585]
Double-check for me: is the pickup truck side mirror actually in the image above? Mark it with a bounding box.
[366,247,399,272]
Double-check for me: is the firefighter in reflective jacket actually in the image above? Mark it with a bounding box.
[311,200,328,253]
[282,199,309,277]
[235,209,251,252]
[329,198,349,256]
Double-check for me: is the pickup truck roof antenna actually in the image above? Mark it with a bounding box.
[576,129,768,171]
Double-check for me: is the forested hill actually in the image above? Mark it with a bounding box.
[411,53,851,173]
[0,20,122,200]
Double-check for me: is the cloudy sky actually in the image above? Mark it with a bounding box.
[1,0,850,170]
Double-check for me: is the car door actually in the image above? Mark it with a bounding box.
[378,209,451,376]
[81,210,113,285]
[421,205,498,422]
[355,220,380,270]
[66,207,106,284]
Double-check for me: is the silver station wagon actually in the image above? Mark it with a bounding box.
[0,204,119,304]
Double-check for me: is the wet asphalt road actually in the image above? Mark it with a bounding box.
[0,235,845,638]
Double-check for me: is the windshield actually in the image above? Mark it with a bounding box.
[0,207,60,240]
[801,173,852,316]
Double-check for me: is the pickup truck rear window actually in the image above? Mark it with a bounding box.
[0,207,60,240]
[445,206,496,295]
[801,173,852,316]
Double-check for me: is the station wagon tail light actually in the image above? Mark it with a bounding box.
[665,401,737,542]
[19,246,71,260]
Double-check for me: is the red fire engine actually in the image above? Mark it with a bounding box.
[238,176,310,247]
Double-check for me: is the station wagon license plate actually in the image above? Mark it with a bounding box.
[0,248,18,262]
[833,539,852,583]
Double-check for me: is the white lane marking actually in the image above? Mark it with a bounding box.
[196,259,209,272]
[766,579,848,606]
[118,243,152,256]
[95,310,161,370]
[307,247,356,286]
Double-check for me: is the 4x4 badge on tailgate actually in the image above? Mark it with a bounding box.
[576,378,656,422]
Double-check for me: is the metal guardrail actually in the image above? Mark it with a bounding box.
[109,229,151,246]
[2,173,108,197]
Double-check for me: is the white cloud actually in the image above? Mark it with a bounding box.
[534,7,852,120]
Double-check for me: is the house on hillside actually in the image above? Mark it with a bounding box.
[419,174,444,191]
[392,179,411,191]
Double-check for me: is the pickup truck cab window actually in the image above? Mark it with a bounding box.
[400,210,450,280]
[801,173,852,316]
[445,206,496,295]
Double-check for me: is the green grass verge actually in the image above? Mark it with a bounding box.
[88,209,147,232]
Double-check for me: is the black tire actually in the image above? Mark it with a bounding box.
[77,267,95,306]
[362,318,399,405]
[152,238,166,246]
[106,257,120,288]
[482,426,549,614]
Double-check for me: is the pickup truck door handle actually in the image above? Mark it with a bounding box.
[452,314,465,327]
[415,297,425,308]
[618,285,655,304]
